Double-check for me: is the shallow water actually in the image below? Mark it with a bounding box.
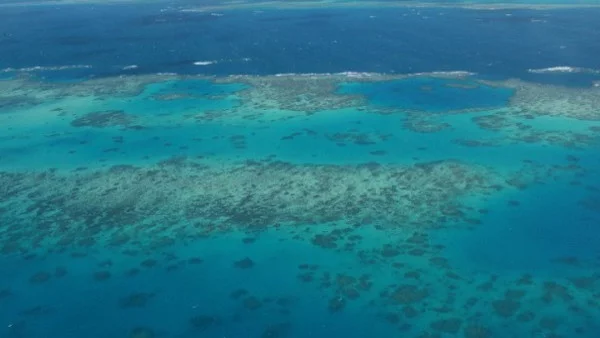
[1,2,600,338]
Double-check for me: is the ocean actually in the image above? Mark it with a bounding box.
[1,1,600,338]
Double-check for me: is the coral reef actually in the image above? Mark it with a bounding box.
[328,296,346,313]
[464,325,492,338]
[93,270,111,281]
[189,315,221,331]
[389,284,429,304]
[0,288,12,299]
[129,327,156,338]
[261,322,291,338]
[492,299,520,317]
[29,272,51,284]
[325,131,390,146]
[404,116,452,133]
[430,318,462,334]
[234,257,255,269]
[54,266,68,277]
[71,110,136,128]
[230,289,248,300]
[501,79,600,121]
[119,292,155,309]
[0,159,502,253]
[216,75,366,113]
[188,257,203,264]
[243,296,263,310]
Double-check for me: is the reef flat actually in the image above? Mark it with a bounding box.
[0,159,502,254]
[2,73,599,169]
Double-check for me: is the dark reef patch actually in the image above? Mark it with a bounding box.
[517,311,536,322]
[54,266,68,277]
[464,324,492,338]
[93,270,111,281]
[403,305,419,318]
[242,237,256,244]
[126,268,140,277]
[71,110,135,128]
[119,292,155,309]
[261,322,291,338]
[539,316,561,331]
[140,259,158,268]
[234,257,255,269]
[430,318,462,334]
[492,299,520,318]
[542,282,573,303]
[129,327,156,338]
[190,315,221,331]
[312,233,339,249]
[29,271,51,284]
[328,296,346,313]
[230,289,248,300]
[188,257,204,264]
[243,296,263,310]
[0,288,12,299]
[404,118,452,133]
[389,284,429,304]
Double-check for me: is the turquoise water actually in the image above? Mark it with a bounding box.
[2,73,600,338]
[2,3,600,338]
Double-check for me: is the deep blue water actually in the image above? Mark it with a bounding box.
[1,4,600,84]
[338,78,513,112]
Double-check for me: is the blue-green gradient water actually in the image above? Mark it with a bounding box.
[1,2,600,338]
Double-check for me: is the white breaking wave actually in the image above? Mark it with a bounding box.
[0,64,475,82]
[1,65,92,73]
[528,66,600,74]
[273,72,377,78]
[271,70,475,78]
[338,71,379,78]
[411,70,475,77]
[193,61,218,66]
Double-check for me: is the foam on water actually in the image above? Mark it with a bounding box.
[0,65,93,73]
[528,66,600,74]
[193,61,218,66]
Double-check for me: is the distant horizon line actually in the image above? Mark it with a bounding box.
[3,0,600,10]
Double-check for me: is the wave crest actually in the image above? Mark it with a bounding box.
[193,61,218,66]
[1,65,92,73]
[528,66,600,74]
[271,70,475,78]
